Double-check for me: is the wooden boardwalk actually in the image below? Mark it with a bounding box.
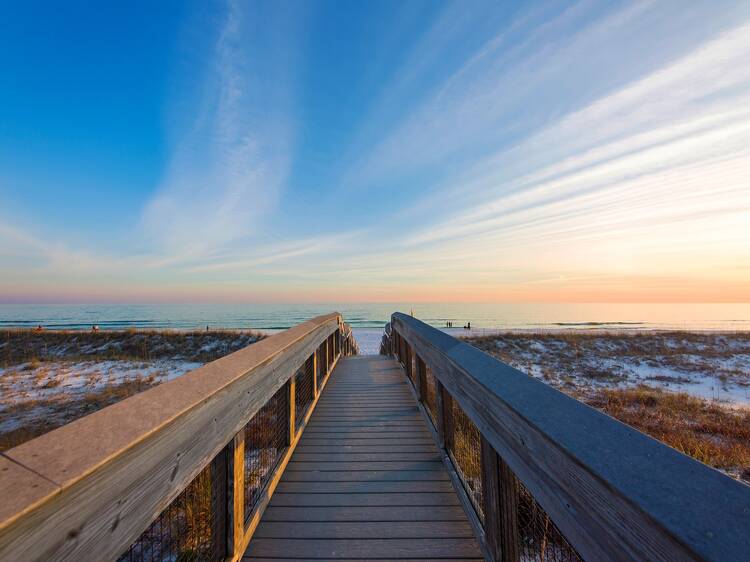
[243,355,483,561]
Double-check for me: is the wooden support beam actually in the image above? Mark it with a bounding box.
[288,375,296,445]
[230,429,246,558]
[405,343,413,383]
[434,379,446,449]
[311,353,318,398]
[496,454,520,562]
[441,385,454,451]
[415,356,425,402]
[482,436,514,562]
[210,444,229,561]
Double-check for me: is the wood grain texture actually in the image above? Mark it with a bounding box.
[253,520,475,539]
[243,355,481,561]
[232,430,246,558]
[392,312,750,562]
[497,455,520,562]
[0,313,342,562]
[244,537,482,559]
[480,435,503,562]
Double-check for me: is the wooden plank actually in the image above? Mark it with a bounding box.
[291,452,441,462]
[305,420,425,426]
[303,412,423,419]
[294,445,438,453]
[392,312,750,562]
[244,537,482,558]
[313,404,416,408]
[260,505,471,522]
[301,430,432,437]
[285,461,445,471]
[298,438,435,446]
[270,492,460,507]
[281,470,451,482]
[275,480,453,494]
[245,558,483,561]
[253,520,475,539]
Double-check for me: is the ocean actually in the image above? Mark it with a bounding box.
[2,303,749,355]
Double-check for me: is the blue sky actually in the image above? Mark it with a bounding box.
[1,1,749,303]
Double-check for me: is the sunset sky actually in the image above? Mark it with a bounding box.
[1,0,749,303]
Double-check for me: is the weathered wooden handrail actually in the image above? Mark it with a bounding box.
[0,313,358,561]
[386,312,750,562]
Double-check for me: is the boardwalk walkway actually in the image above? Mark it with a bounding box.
[243,355,483,560]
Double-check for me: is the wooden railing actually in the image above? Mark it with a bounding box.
[382,312,750,562]
[0,313,358,562]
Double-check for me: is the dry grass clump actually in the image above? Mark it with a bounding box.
[586,385,750,481]
[1,328,265,367]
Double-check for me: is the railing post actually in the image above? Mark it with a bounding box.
[415,356,425,401]
[405,343,413,383]
[440,384,453,450]
[288,374,296,444]
[498,457,520,562]
[482,441,520,562]
[435,380,447,448]
[210,443,229,561]
[230,428,245,557]
[311,352,318,398]
[324,337,330,374]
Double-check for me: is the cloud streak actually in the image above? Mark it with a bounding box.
[141,0,290,263]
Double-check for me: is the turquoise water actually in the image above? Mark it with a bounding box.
[1,303,748,331]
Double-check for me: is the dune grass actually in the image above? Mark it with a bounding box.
[1,327,265,367]
[586,385,750,480]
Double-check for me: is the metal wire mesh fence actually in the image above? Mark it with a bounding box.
[444,394,484,522]
[118,456,220,562]
[516,476,582,562]
[295,356,315,428]
[244,384,288,520]
[420,363,439,427]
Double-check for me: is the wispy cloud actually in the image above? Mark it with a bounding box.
[140,0,290,264]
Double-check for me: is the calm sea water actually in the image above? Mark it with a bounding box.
[2,303,749,355]
[0,303,749,331]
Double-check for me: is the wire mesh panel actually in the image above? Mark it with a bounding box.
[516,476,582,561]
[445,394,484,522]
[118,456,221,562]
[244,384,288,520]
[422,363,438,427]
[295,356,315,428]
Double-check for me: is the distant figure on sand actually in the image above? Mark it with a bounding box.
[91,325,99,332]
